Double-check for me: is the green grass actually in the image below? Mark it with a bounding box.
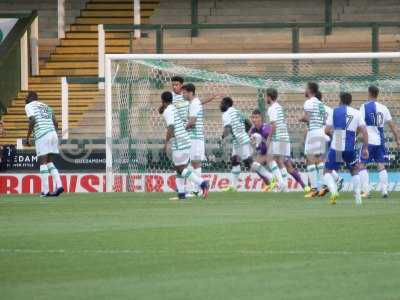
[1,192,400,300]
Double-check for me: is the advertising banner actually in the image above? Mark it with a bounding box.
[1,148,105,171]
[1,172,400,194]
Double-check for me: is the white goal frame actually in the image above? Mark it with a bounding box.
[104,51,400,192]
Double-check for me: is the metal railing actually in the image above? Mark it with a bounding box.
[84,21,400,88]
[103,21,400,55]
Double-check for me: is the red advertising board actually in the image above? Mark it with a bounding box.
[0,173,305,194]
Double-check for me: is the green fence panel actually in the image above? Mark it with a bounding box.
[0,42,20,114]
[0,10,37,114]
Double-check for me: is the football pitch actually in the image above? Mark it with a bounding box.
[1,192,400,300]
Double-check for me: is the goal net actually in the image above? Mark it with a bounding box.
[105,53,400,192]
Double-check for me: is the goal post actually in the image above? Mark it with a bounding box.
[105,52,400,192]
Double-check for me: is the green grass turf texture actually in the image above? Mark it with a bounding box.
[1,192,400,300]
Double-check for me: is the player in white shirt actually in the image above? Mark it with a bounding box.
[181,83,220,196]
[182,83,205,197]
[159,91,209,200]
[323,92,369,205]
[265,88,304,192]
[358,85,400,198]
[24,91,63,197]
[220,97,274,191]
[163,76,189,197]
[299,82,328,198]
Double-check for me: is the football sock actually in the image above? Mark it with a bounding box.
[316,162,325,187]
[269,161,283,186]
[47,162,62,189]
[280,167,288,188]
[231,165,241,189]
[289,168,305,188]
[185,165,195,193]
[323,173,337,194]
[331,170,340,181]
[40,164,49,194]
[359,168,370,194]
[251,162,272,184]
[352,174,361,200]
[182,168,204,186]
[192,167,202,192]
[307,164,318,189]
[175,174,185,194]
[379,169,388,195]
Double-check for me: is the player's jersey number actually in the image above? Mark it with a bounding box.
[345,114,354,129]
[369,112,384,127]
[38,106,51,119]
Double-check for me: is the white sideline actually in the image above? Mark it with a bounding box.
[1,248,400,256]
[106,52,400,61]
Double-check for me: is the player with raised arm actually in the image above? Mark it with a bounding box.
[299,82,327,198]
[358,85,400,198]
[315,91,344,197]
[24,91,64,197]
[324,92,369,205]
[220,97,274,191]
[160,91,209,200]
[265,88,307,192]
[160,76,190,197]
[182,83,220,196]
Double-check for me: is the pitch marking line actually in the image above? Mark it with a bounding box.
[1,248,400,256]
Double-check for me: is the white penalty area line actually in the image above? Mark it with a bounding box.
[1,248,400,256]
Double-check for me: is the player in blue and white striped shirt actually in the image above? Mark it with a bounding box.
[315,91,344,197]
[323,92,369,205]
[358,85,400,198]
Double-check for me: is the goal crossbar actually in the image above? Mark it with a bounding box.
[106,52,400,61]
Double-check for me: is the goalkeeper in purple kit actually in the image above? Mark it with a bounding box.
[249,109,306,191]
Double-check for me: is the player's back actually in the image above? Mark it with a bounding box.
[163,104,191,151]
[360,100,391,146]
[329,105,363,152]
[267,102,290,142]
[24,101,56,140]
[223,107,249,145]
[172,91,189,125]
[304,96,325,131]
